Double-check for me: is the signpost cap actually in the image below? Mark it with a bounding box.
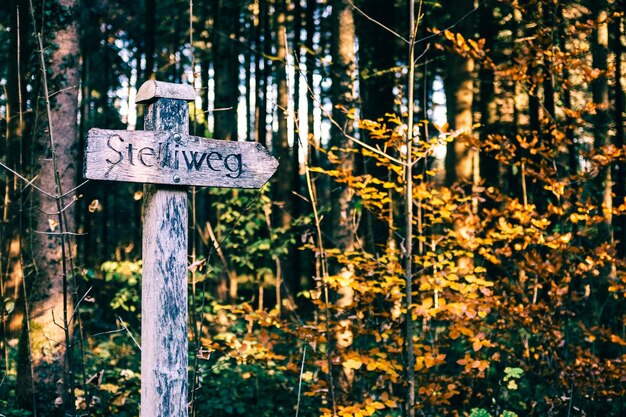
[136,80,196,104]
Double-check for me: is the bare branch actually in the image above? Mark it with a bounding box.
[415,6,479,46]
[60,180,89,199]
[116,316,141,351]
[346,0,409,44]
[69,286,93,324]
[37,195,78,216]
[0,162,54,197]
[33,230,85,236]
[48,85,78,98]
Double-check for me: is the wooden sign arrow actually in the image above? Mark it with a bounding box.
[84,128,278,189]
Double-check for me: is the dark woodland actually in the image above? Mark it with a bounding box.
[0,0,625,416]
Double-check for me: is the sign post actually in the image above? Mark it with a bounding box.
[83,80,278,417]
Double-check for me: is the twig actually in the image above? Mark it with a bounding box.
[415,6,479,45]
[295,344,307,417]
[32,230,85,236]
[404,2,423,416]
[69,286,93,324]
[37,196,78,216]
[0,162,53,197]
[303,144,336,416]
[116,316,141,351]
[60,180,89,199]
[346,0,409,43]
[48,85,78,98]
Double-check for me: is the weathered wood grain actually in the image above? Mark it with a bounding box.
[84,81,280,417]
[140,96,189,417]
[84,128,278,189]
[136,79,196,103]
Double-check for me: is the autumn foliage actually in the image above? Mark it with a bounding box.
[1,0,625,416]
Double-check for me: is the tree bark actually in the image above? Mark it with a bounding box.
[144,0,156,81]
[478,2,499,190]
[444,13,475,187]
[590,2,612,245]
[18,0,80,414]
[212,0,238,142]
[612,0,625,256]
[443,0,477,276]
[255,0,269,147]
[329,0,357,400]
[305,0,319,167]
[272,0,293,311]
[354,0,399,252]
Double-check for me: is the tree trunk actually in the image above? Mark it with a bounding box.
[18,0,80,414]
[354,0,397,120]
[213,0,238,142]
[478,2,499,190]
[590,2,612,245]
[612,0,625,257]
[3,0,31,340]
[305,0,319,167]
[291,0,304,295]
[329,0,357,400]
[444,37,475,184]
[354,0,399,252]
[272,0,293,312]
[443,0,477,276]
[144,0,156,81]
[255,0,269,147]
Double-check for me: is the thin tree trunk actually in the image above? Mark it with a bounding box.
[291,0,304,295]
[213,0,238,142]
[212,0,239,302]
[255,0,269,147]
[305,0,318,167]
[612,1,625,256]
[272,0,293,312]
[478,3,499,190]
[144,0,156,81]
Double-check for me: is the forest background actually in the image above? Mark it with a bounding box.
[0,0,625,416]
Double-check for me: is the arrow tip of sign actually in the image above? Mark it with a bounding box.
[255,142,279,171]
[136,80,196,104]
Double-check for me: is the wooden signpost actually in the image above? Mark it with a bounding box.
[83,80,278,417]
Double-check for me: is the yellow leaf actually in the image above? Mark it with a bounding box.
[610,334,626,346]
[342,358,363,370]
[384,399,398,408]
[472,340,482,352]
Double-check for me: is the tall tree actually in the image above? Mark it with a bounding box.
[17,0,80,414]
[444,0,476,189]
[477,2,499,189]
[272,0,294,307]
[144,0,156,81]
[255,0,270,147]
[329,0,357,400]
[612,0,625,256]
[304,0,318,166]
[590,0,614,288]
[590,0,612,246]
[213,0,239,142]
[3,0,30,337]
[354,0,398,120]
[443,0,477,277]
